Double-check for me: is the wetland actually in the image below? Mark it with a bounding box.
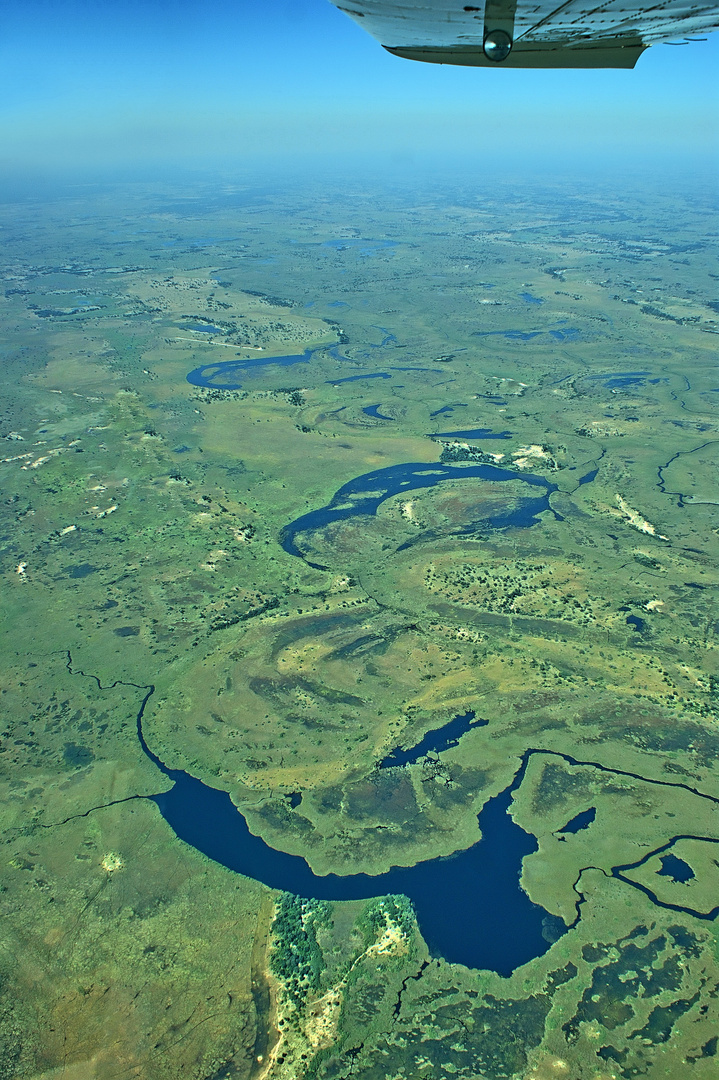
[1,170,718,1080]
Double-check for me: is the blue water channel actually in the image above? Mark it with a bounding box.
[474,326,582,343]
[429,404,467,417]
[556,808,596,835]
[187,350,316,390]
[322,239,396,257]
[582,371,669,390]
[378,710,487,768]
[363,404,395,420]
[279,460,558,564]
[430,427,512,440]
[328,373,392,384]
[183,322,225,334]
[186,327,399,390]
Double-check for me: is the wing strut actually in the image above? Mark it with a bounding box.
[483,0,517,60]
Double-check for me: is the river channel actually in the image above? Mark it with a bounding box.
[279,460,559,566]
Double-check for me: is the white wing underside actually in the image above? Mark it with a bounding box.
[332,0,719,67]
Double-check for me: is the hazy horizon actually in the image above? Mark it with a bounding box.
[1,0,717,179]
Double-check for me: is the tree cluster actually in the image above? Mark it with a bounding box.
[270,894,332,1005]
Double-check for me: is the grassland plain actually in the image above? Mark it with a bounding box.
[0,173,718,1079]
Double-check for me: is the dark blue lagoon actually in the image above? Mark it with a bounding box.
[84,668,719,984]
[556,807,596,835]
[475,326,582,343]
[279,460,559,564]
[549,328,582,342]
[135,709,561,975]
[323,239,396,257]
[390,366,438,373]
[603,375,647,389]
[429,404,467,418]
[182,322,225,334]
[379,710,487,768]
[475,330,543,341]
[128,666,719,970]
[430,428,512,440]
[363,404,395,420]
[328,372,392,384]
[657,854,694,884]
[586,371,650,389]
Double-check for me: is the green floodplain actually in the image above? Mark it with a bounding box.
[0,171,718,1080]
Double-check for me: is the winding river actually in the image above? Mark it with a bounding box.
[279,460,559,567]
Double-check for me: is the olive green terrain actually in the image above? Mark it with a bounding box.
[1,174,718,1079]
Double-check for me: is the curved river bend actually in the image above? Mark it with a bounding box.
[279,460,559,566]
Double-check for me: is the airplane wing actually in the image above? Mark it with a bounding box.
[331,0,718,67]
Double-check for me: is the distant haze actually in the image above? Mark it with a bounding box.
[0,0,717,177]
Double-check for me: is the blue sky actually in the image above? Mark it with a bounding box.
[0,0,717,175]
